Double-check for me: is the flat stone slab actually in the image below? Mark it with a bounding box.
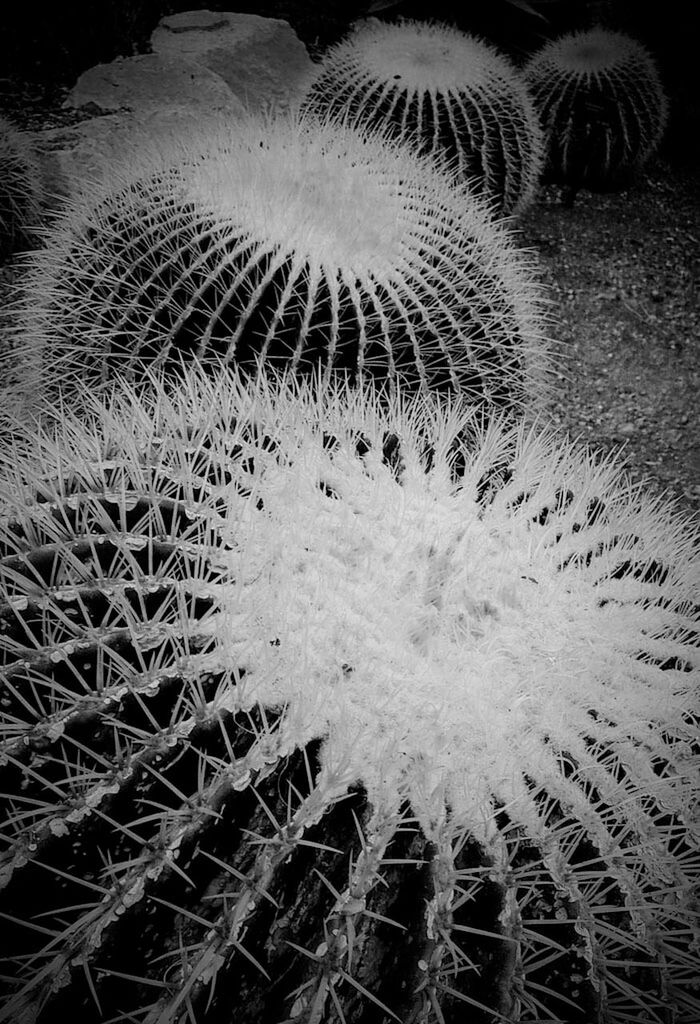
[28,14,314,207]
[38,51,246,202]
[64,52,242,117]
[150,10,316,113]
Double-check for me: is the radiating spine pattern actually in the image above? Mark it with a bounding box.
[0,366,698,1023]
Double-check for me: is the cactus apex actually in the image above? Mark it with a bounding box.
[1,364,699,1022]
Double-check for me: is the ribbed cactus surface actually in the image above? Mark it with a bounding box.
[1,366,698,1024]
[301,19,545,216]
[0,115,42,260]
[523,28,668,191]
[7,114,550,425]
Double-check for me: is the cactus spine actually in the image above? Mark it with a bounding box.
[301,19,545,216]
[1,365,698,1023]
[524,28,669,192]
[0,115,42,260]
[6,113,552,427]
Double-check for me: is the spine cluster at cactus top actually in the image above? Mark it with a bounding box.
[0,366,698,1024]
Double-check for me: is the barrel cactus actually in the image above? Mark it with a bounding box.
[0,114,42,260]
[6,113,551,425]
[300,19,545,217]
[1,364,698,1024]
[523,28,669,193]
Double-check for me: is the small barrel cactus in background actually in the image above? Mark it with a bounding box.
[1,364,698,1024]
[0,114,42,260]
[523,28,669,194]
[6,113,551,424]
[301,19,545,217]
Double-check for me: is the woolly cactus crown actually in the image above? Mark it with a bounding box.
[6,112,551,426]
[524,28,669,190]
[1,364,698,1023]
[335,19,505,91]
[301,19,545,216]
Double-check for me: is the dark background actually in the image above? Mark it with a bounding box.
[0,0,697,164]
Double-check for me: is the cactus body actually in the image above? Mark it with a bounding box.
[0,115,42,260]
[1,365,699,1024]
[301,20,545,216]
[524,29,668,191]
[7,114,551,424]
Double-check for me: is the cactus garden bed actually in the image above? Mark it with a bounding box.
[0,11,698,1021]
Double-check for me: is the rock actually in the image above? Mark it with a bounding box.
[27,12,315,205]
[64,52,241,118]
[150,10,316,114]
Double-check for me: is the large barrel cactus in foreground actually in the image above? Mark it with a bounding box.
[0,115,42,261]
[6,113,550,424]
[523,28,668,193]
[0,365,698,1024]
[301,19,544,216]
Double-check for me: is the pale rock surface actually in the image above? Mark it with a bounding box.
[30,109,233,202]
[27,12,314,203]
[64,52,242,118]
[150,10,316,114]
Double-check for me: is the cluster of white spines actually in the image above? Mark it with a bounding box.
[524,28,669,187]
[1,365,697,1021]
[301,19,545,215]
[5,112,551,427]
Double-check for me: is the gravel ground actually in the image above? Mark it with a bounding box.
[517,162,699,514]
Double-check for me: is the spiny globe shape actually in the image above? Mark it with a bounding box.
[524,28,669,191]
[301,19,545,216]
[0,115,42,260]
[8,114,550,423]
[0,365,698,1024]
